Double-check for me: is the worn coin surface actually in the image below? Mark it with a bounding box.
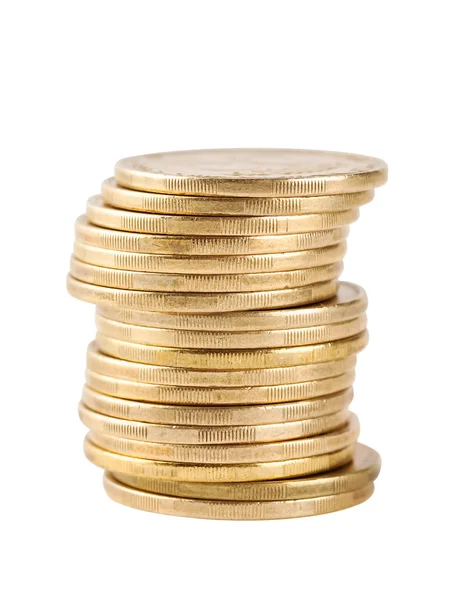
[112,443,379,500]
[102,177,374,215]
[114,149,388,197]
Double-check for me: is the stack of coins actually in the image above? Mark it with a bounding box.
[67,149,387,520]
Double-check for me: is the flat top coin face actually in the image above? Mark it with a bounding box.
[115,148,388,197]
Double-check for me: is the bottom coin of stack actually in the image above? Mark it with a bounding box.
[78,281,380,519]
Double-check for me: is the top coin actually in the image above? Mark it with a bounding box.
[115,149,388,197]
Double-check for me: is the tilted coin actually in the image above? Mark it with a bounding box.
[79,403,354,448]
[102,177,374,215]
[86,341,356,386]
[81,386,354,426]
[103,473,374,520]
[84,434,355,482]
[95,313,367,349]
[86,195,359,235]
[113,443,380,500]
[95,330,368,369]
[67,275,337,312]
[85,369,356,405]
[114,149,388,197]
[70,255,343,292]
[73,240,347,275]
[75,215,349,255]
[97,281,367,331]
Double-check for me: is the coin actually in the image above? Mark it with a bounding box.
[114,149,388,197]
[67,275,337,312]
[95,313,367,349]
[75,215,350,255]
[73,240,347,275]
[81,386,354,426]
[86,195,359,235]
[85,369,355,405]
[103,473,374,520]
[86,342,356,386]
[84,434,355,481]
[70,255,343,292]
[102,177,374,215]
[95,330,367,369]
[97,281,367,331]
[112,443,380,500]
[79,403,354,447]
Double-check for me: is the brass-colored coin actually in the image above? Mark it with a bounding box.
[67,275,337,312]
[81,407,355,451]
[114,149,387,197]
[103,473,374,520]
[87,413,355,462]
[97,281,367,331]
[102,177,374,215]
[87,342,356,386]
[87,195,359,235]
[95,331,367,369]
[73,240,347,275]
[75,215,349,255]
[70,255,343,293]
[95,313,367,349]
[113,443,380,500]
[82,386,354,426]
[85,369,356,405]
[84,434,355,482]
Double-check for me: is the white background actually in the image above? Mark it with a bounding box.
[1,1,454,599]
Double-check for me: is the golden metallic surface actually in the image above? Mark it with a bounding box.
[97,281,367,331]
[95,313,367,349]
[95,331,368,369]
[75,215,349,255]
[113,443,379,500]
[102,178,374,215]
[81,386,354,426]
[79,403,354,447]
[85,369,355,405]
[87,195,359,235]
[115,149,387,197]
[73,240,347,275]
[67,275,337,312]
[87,343,356,386]
[84,435,355,482]
[104,473,373,520]
[70,255,343,293]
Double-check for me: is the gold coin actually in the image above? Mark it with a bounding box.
[82,386,354,426]
[95,331,367,369]
[85,369,355,405]
[87,342,356,386]
[87,195,359,235]
[73,240,347,275]
[114,149,387,197]
[103,473,374,520]
[113,443,380,500]
[67,275,337,312]
[75,215,349,255]
[70,255,343,293]
[97,281,367,331]
[95,313,367,349]
[102,177,374,215]
[84,434,355,482]
[80,404,354,447]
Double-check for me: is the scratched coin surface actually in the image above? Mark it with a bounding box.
[112,443,379,501]
[114,149,388,197]
[84,434,356,482]
[81,386,354,426]
[96,281,367,331]
[102,177,374,215]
